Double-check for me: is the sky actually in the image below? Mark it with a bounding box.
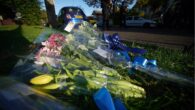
[41,0,101,16]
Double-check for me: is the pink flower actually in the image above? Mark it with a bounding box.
[47,34,66,47]
[35,33,66,62]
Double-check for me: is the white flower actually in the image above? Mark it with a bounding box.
[79,25,84,30]
[82,21,88,26]
[93,24,97,28]
[77,45,88,51]
[66,34,74,42]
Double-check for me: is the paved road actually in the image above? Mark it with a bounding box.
[103,27,194,49]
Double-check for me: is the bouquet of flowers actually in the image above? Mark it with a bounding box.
[35,34,66,68]
[11,22,147,110]
[21,22,145,99]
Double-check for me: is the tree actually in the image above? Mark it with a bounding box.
[128,0,193,30]
[84,0,112,29]
[44,0,57,28]
[40,10,48,26]
[128,0,150,17]
[162,0,194,30]
[83,0,137,26]
[83,0,101,8]
[16,0,42,25]
[83,0,136,14]
[0,0,42,25]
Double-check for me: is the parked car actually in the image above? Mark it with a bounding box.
[126,16,156,27]
[57,6,87,29]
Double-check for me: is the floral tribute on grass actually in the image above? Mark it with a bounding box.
[10,22,194,110]
[30,31,146,98]
[9,22,146,110]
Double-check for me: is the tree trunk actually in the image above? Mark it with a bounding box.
[44,0,57,28]
[101,0,105,29]
[112,0,116,14]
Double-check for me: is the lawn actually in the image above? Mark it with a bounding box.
[0,25,43,75]
[116,41,194,110]
[0,25,194,109]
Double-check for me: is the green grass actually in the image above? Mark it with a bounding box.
[0,25,43,75]
[124,41,194,77]
[120,41,194,110]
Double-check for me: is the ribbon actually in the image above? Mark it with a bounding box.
[93,87,115,110]
[103,33,147,55]
[127,56,157,74]
[133,56,157,67]
[94,87,127,110]
[130,48,147,55]
[113,98,127,110]
[115,51,131,62]
[132,56,195,86]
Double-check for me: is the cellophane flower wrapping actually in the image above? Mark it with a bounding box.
[10,22,146,109]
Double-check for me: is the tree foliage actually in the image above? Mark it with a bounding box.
[129,0,193,30]
[16,0,42,25]
[83,0,137,26]
[83,0,102,8]
[0,0,42,25]
[83,0,134,13]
